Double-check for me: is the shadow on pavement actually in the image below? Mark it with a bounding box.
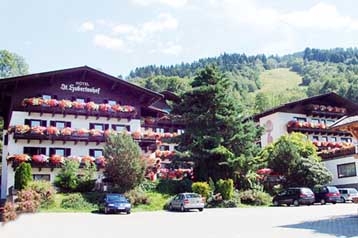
[280,214,358,237]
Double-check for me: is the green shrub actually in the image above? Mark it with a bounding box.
[216,179,234,200]
[54,160,80,192]
[15,188,41,213]
[26,181,56,208]
[76,179,96,193]
[14,163,33,190]
[157,179,192,195]
[206,190,240,208]
[60,193,95,210]
[192,182,211,198]
[125,188,150,205]
[139,179,158,192]
[239,189,272,206]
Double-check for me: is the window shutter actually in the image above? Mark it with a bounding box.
[66,122,71,127]
[24,119,30,126]
[65,148,71,157]
[41,120,47,127]
[89,149,94,157]
[41,148,46,155]
[4,134,8,145]
[104,124,109,130]
[89,123,94,129]
[49,148,55,156]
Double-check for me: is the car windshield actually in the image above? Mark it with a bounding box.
[107,195,127,203]
[349,189,358,194]
[327,187,339,193]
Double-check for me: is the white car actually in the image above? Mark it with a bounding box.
[168,193,205,212]
[338,188,358,203]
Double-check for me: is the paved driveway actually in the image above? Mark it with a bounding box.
[1,203,357,238]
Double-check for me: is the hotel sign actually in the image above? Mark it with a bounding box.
[60,81,101,95]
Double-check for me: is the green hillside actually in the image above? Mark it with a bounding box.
[258,68,302,94]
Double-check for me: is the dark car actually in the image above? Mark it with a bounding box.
[313,186,340,205]
[273,187,315,206]
[99,193,131,214]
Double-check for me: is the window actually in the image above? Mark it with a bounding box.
[25,119,47,127]
[107,100,116,106]
[24,147,46,156]
[156,128,164,133]
[177,129,185,135]
[312,136,319,141]
[160,145,170,151]
[76,98,85,103]
[112,124,129,132]
[293,117,307,122]
[50,121,71,129]
[311,118,320,124]
[326,119,335,126]
[42,95,52,100]
[329,137,337,142]
[337,163,357,178]
[321,136,328,142]
[49,148,71,157]
[90,123,109,131]
[89,149,103,158]
[33,174,50,181]
[341,137,353,143]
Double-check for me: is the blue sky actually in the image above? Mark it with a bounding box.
[1,0,358,77]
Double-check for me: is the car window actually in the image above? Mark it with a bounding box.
[107,195,127,203]
[301,188,313,194]
[186,193,200,198]
[349,189,358,194]
[339,190,347,194]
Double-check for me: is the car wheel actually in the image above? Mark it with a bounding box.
[332,201,336,204]
[341,197,346,203]
[293,200,299,206]
[126,210,131,214]
[168,204,173,211]
[320,199,326,205]
[180,205,185,212]
[273,200,279,206]
[199,208,203,212]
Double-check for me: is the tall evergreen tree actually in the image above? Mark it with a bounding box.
[175,65,262,182]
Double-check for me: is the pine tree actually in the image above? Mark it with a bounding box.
[14,162,33,190]
[175,65,262,182]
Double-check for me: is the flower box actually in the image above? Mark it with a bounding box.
[31,126,47,135]
[47,126,59,135]
[50,155,64,165]
[89,129,103,137]
[86,101,99,111]
[61,127,74,136]
[15,125,30,134]
[32,154,49,163]
[58,99,72,109]
[81,155,95,164]
[99,103,111,112]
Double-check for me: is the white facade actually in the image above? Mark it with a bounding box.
[257,108,358,189]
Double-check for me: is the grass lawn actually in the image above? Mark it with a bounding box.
[40,192,171,213]
[258,68,302,94]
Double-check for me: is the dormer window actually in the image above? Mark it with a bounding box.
[108,100,116,106]
[42,95,52,100]
[76,98,85,103]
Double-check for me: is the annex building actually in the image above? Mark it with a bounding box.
[253,92,358,189]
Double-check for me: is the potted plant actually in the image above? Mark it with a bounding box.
[15,125,31,134]
[32,154,49,164]
[86,101,99,111]
[60,127,74,136]
[46,126,59,135]
[50,154,64,165]
[58,99,72,109]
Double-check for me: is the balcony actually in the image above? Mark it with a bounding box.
[141,115,185,128]
[7,154,106,170]
[17,98,137,120]
[287,120,351,136]
[306,104,347,118]
[8,125,178,145]
[318,146,357,160]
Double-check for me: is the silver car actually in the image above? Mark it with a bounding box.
[168,193,205,212]
[338,188,358,203]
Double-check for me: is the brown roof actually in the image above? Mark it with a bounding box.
[252,92,358,121]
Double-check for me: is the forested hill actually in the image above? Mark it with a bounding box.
[128,47,358,111]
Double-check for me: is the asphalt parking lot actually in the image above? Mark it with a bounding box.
[1,203,357,238]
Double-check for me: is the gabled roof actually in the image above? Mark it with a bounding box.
[0,65,163,102]
[329,114,358,130]
[252,92,358,121]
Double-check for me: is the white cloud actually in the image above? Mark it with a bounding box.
[150,42,183,55]
[131,0,188,8]
[79,21,95,32]
[93,34,124,51]
[210,1,358,31]
[282,2,358,31]
[112,13,178,42]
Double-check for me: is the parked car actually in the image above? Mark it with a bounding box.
[272,187,315,206]
[338,188,358,203]
[168,192,205,212]
[99,193,131,214]
[313,186,340,205]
